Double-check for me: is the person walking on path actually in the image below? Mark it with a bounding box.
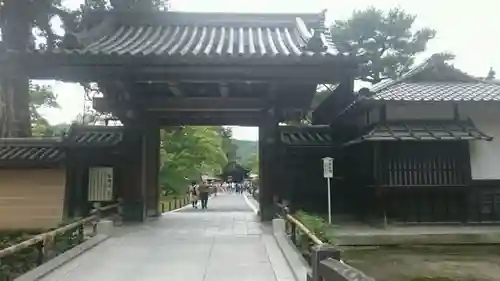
[198,180,211,209]
[189,181,199,208]
[213,182,218,196]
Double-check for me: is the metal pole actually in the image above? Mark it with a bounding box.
[327,178,332,224]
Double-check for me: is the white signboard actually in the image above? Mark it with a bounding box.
[322,157,334,178]
[88,167,114,202]
[322,157,334,224]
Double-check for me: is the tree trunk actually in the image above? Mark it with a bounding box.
[0,0,32,137]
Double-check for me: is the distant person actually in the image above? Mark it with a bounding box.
[189,181,198,208]
[198,180,211,209]
[213,182,218,196]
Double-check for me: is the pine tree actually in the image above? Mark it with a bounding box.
[486,67,496,80]
[331,7,436,84]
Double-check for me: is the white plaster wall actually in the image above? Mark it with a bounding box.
[386,103,454,120]
[377,102,500,180]
[459,103,500,180]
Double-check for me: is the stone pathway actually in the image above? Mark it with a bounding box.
[40,194,295,281]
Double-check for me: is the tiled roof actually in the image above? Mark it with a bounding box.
[280,125,332,146]
[372,82,500,101]
[369,58,500,102]
[0,125,125,165]
[0,138,65,164]
[66,125,124,146]
[345,120,492,145]
[61,11,338,63]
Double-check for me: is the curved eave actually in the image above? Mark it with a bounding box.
[24,49,350,66]
[9,52,356,83]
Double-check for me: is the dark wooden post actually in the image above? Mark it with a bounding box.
[121,125,146,222]
[275,129,285,202]
[309,244,341,281]
[259,107,279,221]
[142,118,161,217]
[63,149,76,219]
[72,154,87,218]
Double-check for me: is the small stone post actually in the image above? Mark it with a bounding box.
[97,220,115,236]
[310,244,341,281]
[272,218,286,235]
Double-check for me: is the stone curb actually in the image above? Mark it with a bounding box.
[243,193,259,214]
[272,219,310,281]
[14,234,110,281]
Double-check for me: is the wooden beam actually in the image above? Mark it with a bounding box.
[167,81,183,96]
[159,118,259,126]
[142,97,265,112]
[158,111,261,126]
[94,97,264,112]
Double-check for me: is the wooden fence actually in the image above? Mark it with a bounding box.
[275,203,375,281]
[160,196,189,213]
[0,203,120,281]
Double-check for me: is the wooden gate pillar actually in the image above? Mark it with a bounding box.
[259,107,280,221]
[64,151,85,218]
[121,126,146,222]
[142,120,161,217]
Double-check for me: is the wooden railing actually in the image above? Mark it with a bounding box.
[275,203,374,281]
[0,202,120,281]
[160,196,189,213]
[275,203,323,261]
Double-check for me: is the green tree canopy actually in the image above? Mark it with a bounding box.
[331,7,436,84]
[242,152,259,175]
[30,83,60,137]
[219,127,238,162]
[159,126,228,195]
[0,0,169,136]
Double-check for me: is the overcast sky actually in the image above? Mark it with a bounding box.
[42,0,500,140]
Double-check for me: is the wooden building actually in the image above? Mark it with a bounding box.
[314,58,500,224]
[0,125,124,230]
[221,161,250,183]
[2,10,358,221]
[278,125,335,213]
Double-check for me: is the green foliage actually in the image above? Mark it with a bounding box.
[159,126,228,195]
[29,83,60,137]
[233,139,257,163]
[331,7,436,84]
[219,127,239,161]
[0,228,83,281]
[0,0,169,51]
[158,126,256,194]
[242,152,259,174]
[295,211,336,245]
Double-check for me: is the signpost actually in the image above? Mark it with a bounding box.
[322,157,334,224]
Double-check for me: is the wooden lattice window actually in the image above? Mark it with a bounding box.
[378,142,469,186]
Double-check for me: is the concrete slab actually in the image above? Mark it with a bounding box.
[40,194,296,281]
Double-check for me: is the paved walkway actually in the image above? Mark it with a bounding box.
[40,194,295,281]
